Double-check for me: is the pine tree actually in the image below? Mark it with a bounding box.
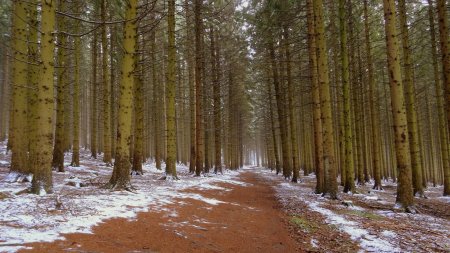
[313,0,338,199]
[339,0,355,193]
[398,0,424,197]
[9,0,30,182]
[436,0,450,196]
[106,0,137,190]
[102,0,112,165]
[382,0,414,211]
[52,0,67,172]
[31,0,57,194]
[70,2,81,167]
[164,0,178,179]
[307,0,324,194]
[194,0,204,176]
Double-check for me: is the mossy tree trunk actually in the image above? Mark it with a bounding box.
[382,0,414,211]
[31,0,57,195]
[339,0,355,193]
[164,0,178,179]
[307,0,324,194]
[9,0,30,182]
[428,0,450,196]
[313,0,338,199]
[107,0,137,190]
[398,0,424,197]
[27,0,39,176]
[364,0,382,190]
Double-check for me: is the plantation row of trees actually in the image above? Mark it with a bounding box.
[0,0,448,212]
[245,0,449,212]
[0,0,252,192]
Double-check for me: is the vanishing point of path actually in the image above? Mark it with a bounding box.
[20,172,300,253]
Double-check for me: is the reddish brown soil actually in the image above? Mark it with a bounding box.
[20,172,300,253]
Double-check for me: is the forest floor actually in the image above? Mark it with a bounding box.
[0,142,448,252]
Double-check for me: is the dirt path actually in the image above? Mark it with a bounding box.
[20,172,300,253]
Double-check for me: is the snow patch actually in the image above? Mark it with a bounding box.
[0,149,244,252]
[308,202,400,252]
[310,238,319,248]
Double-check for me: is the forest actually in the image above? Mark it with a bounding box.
[0,0,449,252]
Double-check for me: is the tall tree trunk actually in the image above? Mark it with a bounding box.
[91,29,98,159]
[106,0,137,190]
[185,0,196,174]
[26,0,39,174]
[52,0,66,172]
[382,0,414,211]
[151,27,161,170]
[436,0,450,196]
[71,3,81,167]
[428,0,450,196]
[307,0,324,194]
[313,0,338,199]
[211,27,222,174]
[398,0,424,197]
[339,0,355,193]
[194,0,204,176]
[267,73,280,174]
[102,0,112,165]
[31,0,57,194]
[282,19,299,182]
[269,31,291,179]
[364,0,382,190]
[9,0,30,181]
[132,40,144,175]
[165,0,178,179]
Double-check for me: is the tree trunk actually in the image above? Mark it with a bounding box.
[165,0,178,179]
[31,0,57,194]
[398,0,424,197]
[107,0,137,190]
[102,0,112,165]
[307,0,324,194]
[436,0,450,196]
[339,0,355,193]
[194,0,204,176]
[27,0,39,176]
[9,0,30,181]
[52,0,66,172]
[210,27,222,174]
[313,0,338,199]
[91,28,98,159]
[382,0,414,211]
[71,3,81,167]
[132,40,144,175]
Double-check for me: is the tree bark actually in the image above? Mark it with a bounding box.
[382,0,414,211]
[107,0,137,190]
[31,0,57,194]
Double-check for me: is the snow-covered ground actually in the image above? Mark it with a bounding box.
[0,142,243,252]
[1,139,449,253]
[254,167,450,253]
